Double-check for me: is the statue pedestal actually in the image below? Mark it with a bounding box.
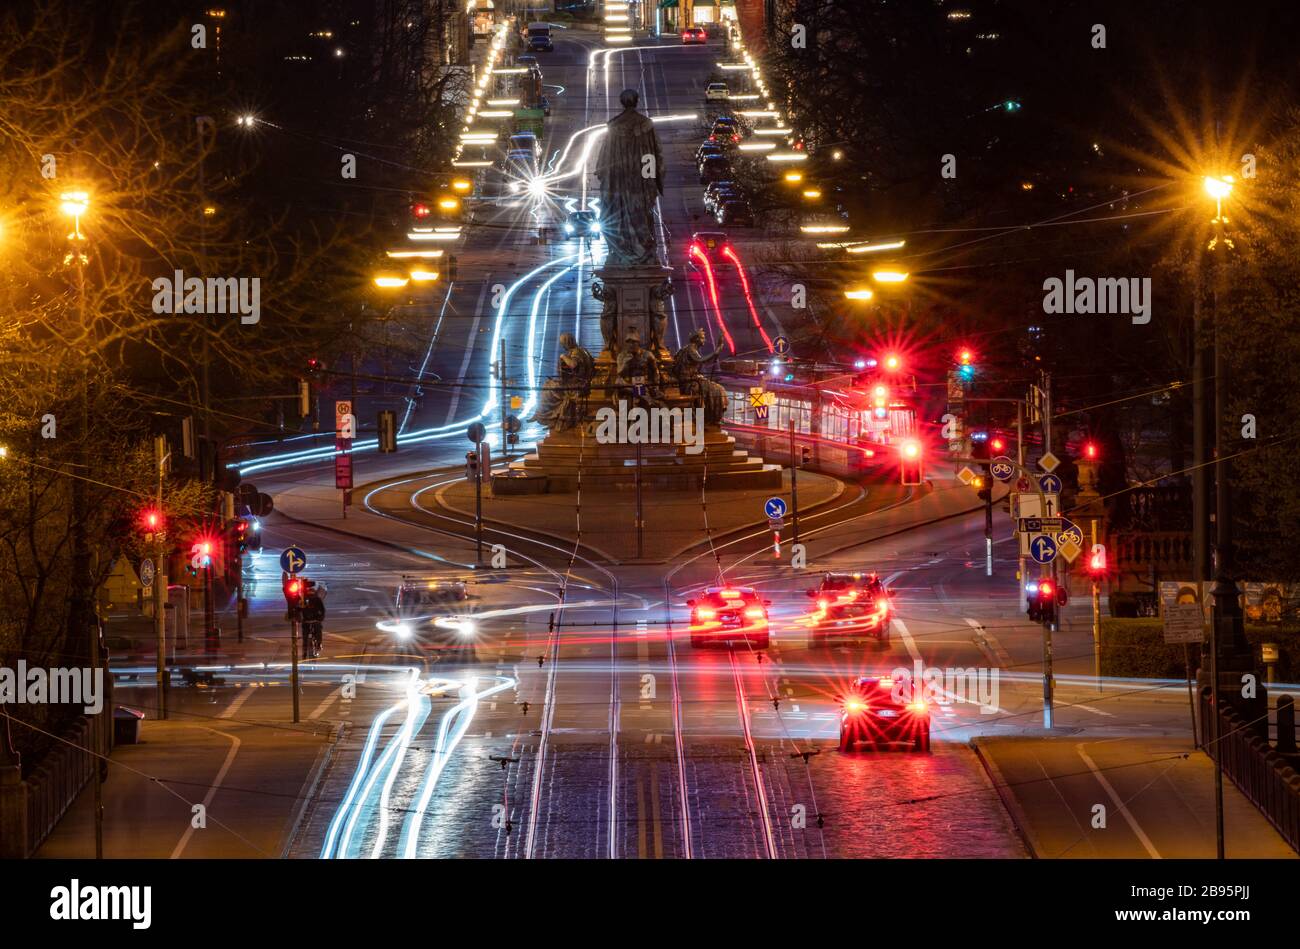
[594,263,674,361]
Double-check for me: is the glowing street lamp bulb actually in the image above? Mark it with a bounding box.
[1204,174,1234,201]
[373,274,410,288]
[59,191,89,217]
[844,288,874,301]
[527,178,548,197]
[872,269,909,283]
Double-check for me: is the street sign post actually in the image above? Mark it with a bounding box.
[990,456,1015,482]
[957,465,978,485]
[755,403,769,420]
[280,546,307,575]
[1163,603,1205,644]
[1017,517,1063,534]
[764,496,787,519]
[1038,472,1063,495]
[139,557,155,590]
[1038,451,1060,473]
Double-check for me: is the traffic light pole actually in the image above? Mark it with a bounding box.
[1091,519,1101,692]
[475,445,484,565]
[983,463,993,577]
[155,439,169,720]
[290,615,300,724]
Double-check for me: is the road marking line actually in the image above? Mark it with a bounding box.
[891,616,922,663]
[170,727,241,859]
[309,686,343,720]
[966,617,1012,667]
[218,686,256,720]
[1076,743,1162,859]
[1074,704,1116,717]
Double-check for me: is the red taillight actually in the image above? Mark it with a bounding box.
[696,607,716,621]
[844,699,867,714]
[412,203,430,218]
[875,598,889,612]
[907,700,928,714]
[816,598,829,611]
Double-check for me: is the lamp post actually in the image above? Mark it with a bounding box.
[60,188,104,860]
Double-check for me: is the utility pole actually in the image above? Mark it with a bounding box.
[1091,518,1101,692]
[635,440,644,559]
[789,418,800,546]
[499,339,508,459]
[154,437,170,720]
[475,443,485,565]
[1017,401,1026,604]
[1042,372,1054,730]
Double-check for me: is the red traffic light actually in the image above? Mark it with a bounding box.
[1038,580,1054,598]
[141,509,162,531]
[1083,441,1098,460]
[1088,543,1107,573]
[882,353,902,371]
[287,579,302,596]
[990,437,1006,453]
[900,439,921,460]
[958,348,973,366]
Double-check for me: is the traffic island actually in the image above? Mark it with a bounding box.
[435,467,846,563]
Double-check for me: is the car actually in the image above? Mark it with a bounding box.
[396,576,469,610]
[695,142,725,165]
[687,586,770,648]
[687,230,732,268]
[839,675,931,752]
[703,180,740,212]
[708,117,743,145]
[805,573,892,647]
[715,199,753,226]
[681,27,707,45]
[564,209,601,239]
[516,54,539,71]
[705,82,729,102]
[509,132,541,159]
[527,23,553,51]
[699,154,730,184]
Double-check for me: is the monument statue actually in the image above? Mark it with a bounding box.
[592,278,620,355]
[673,328,727,424]
[613,332,662,409]
[648,278,674,353]
[531,332,596,431]
[594,89,664,268]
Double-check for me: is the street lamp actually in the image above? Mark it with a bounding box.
[843,288,874,301]
[871,268,909,284]
[60,190,89,242]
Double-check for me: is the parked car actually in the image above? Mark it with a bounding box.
[703,181,741,213]
[695,142,725,165]
[699,155,730,184]
[715,198,753,226]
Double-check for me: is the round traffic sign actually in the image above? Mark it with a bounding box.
[280,546,308,575]
[774,335,791,356]
[1029,534,1058,564]
[764,496,787,518]
[1039,473,1063,494]
[990,456,1015,482]
[467,422,487,444]
[139,558,155,588]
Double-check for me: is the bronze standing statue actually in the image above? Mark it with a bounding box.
[613,333,662,409]
[594,89,664,268]
[673,329,727,424]
[532,332,595,431]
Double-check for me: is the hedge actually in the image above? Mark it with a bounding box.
[1100,619,1300,681]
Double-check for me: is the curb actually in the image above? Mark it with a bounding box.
[971,738,1041,859]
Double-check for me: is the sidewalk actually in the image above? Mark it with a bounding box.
[974,735,1299,858]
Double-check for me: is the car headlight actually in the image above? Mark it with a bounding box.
[591,223,600,233]
[565,223,574,233]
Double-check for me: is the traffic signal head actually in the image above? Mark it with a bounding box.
[990,436,1006,454]
[1088,543,1107,575]
[141,508,163,533]
[799,444,813,466]
[882,353,902,372]
[1083,441,1098,460]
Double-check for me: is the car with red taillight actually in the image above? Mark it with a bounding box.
[687,586,771,649]
[681,27,707,45]
[805,572,892,646]
[839,675,930,752]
